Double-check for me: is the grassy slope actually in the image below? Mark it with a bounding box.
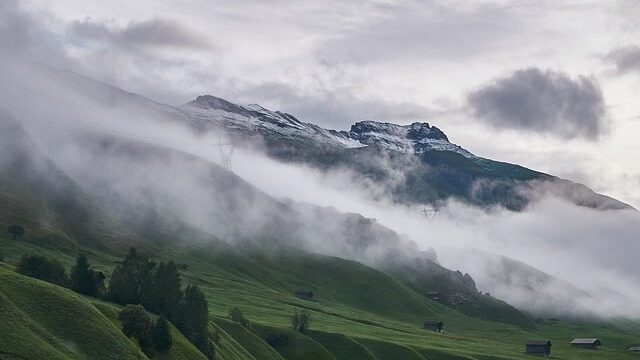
[0,264,145,360]
[0,263,208,360]
[1,236,639,360]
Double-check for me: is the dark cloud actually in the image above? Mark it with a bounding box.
[605,45,640,74]
[68,18,211,50]
[467,68,607,140]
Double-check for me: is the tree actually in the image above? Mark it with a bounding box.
[70,254,100,297]
[16,254,68,286]
[291,310,311,334]
[152,261,182,322]
[108,248,155,306]
[180,284,211,357]
[228,307,249,327]
[7,224,25,240]
[118,304,154,356]
[152,316,173,353]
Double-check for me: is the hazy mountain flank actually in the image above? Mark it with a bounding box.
[1,64,639,360]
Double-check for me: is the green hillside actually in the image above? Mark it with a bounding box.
[0,263,206,360]
[0,113,639,360]
[2,236,640,360]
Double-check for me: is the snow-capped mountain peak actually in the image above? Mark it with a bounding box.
[181,95,474,157]
[348,121,473,157]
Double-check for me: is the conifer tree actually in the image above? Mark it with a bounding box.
[152,316,173,353]
[152,261,182,322]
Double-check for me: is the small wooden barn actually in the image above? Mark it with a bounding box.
[525,340,552,356]
[570,338,602,349]
[423,321,444,332]
[294,290,314,300]
[628,346,640,352]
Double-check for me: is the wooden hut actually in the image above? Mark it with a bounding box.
[426,292,441,301]
[423,321,444,332]
[570,338,601,349]
[294,290,314,300]
[628,346,640,352]
[525,340,552,356]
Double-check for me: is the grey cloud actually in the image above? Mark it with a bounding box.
[316,1,521,64]
[0,0,68,65]
[68,18,211,50]
[467,68,607,140]
[605,45,640,74]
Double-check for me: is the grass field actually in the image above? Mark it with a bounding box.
[2,235,640,360]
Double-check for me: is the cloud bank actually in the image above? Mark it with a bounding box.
[68,18,212,50]
[468,68,608,140]
[606,45,640,75]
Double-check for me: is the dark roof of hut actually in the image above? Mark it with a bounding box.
[526,340,552,346]
[570,338,601,345]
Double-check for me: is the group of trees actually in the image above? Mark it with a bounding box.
[14,248,215,359]
[16,254,105,296]
[16,255,71,287]
[108,248,216,359]
[118,305,172,357]
[13,245,315,358]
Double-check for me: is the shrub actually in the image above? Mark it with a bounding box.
[7,224,25,240]
[118,304,154,356]
[228,307,250,327]
[16,254,68,286]
[265,332,289,348]
[291,310,311,334]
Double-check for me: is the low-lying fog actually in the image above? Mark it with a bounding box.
[2,62,640,321]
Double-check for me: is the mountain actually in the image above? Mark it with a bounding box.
[4,63,629,211]
[1,64,639,360]
[179,95,630,211]
[0,108,533,329]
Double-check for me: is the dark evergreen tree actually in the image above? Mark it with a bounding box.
[152,316,173,353]
[180,285,211,356]
[108,248,155,306]
[118,304,154,356]
[16,254,68,286]
[152,261,182,322]
[70,254,100,297]
[7,224,25,240]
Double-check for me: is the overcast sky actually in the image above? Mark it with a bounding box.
[3,0,640,207]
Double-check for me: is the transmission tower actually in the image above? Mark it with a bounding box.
[211,135,235,172]
[422,207,439,222]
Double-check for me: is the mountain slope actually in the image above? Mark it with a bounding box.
[1,63,629,212]
[0,111,142,252]
[0,104,533,327]
[178,94,630,211]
